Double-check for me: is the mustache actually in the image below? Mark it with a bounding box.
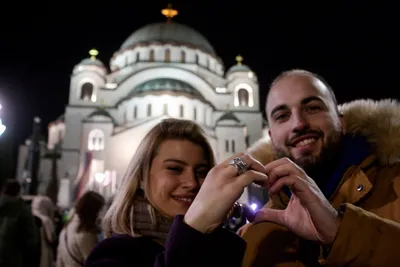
[286,129,323,146]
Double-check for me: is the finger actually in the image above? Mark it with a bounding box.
[220,152,246,177]
[227,154,265,174]
[269,175,310,197]
[239,154,266,174]
[264,157,293,174]
[252,207,285,225]
[236,223,252,236]
[224,154,266,178]
[222,152,246,165]
[267,162,303,187]
[235,170,268,189]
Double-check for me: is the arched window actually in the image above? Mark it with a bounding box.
[193,107,197,120]
[80,82,93,101]
[180,51,185,63]
[147,104,152,116]
[149,50,155,62]
[165,49,171,62]
[88,129,105,151]
[133,106,137,118]
[238,88,249,107]
[136,52,140,62]
[195,54,199,64]
[233,83,254,107]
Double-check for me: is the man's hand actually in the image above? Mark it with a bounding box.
[253,157,340,245]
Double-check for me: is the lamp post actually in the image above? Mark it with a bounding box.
[23,117,42,195]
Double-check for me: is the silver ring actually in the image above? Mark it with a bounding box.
[229,157,248,176]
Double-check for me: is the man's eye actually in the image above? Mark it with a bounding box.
[306,105,322,112]
[275,113,289,121]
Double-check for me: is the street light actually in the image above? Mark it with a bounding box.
[0,119,6,136]
[0,103,5,136]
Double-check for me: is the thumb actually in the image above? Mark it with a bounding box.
[252,207,285,225]
[236,223,251,236]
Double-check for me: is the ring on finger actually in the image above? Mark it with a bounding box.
[229,157,248,176]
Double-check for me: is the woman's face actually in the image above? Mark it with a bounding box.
[148,139,210,218]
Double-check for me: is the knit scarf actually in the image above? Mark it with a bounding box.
[131,198,241,245]
[131,198,173,246]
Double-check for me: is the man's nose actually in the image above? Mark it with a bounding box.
[291,112,310,131]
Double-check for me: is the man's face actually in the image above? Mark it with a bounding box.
[266,74,345,171]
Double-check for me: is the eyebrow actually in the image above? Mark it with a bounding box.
[163,159,209,167]
[270,96,325,118]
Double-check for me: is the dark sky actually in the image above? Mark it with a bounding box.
[0,1,399,178]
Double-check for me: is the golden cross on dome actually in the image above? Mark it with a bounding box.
[235,55,243,65]
[161,4,178,21]
[89,48,99,60]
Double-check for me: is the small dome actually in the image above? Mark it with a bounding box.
[226,55,252,75]
[226,64,251,75]
[79,58,105,67]
[120,22,216,55]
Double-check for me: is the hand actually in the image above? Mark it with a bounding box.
[253,157,340,245]
[184,153,268,234]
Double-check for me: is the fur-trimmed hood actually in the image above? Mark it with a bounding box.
[248,99,400,166]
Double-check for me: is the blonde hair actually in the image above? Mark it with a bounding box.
[103,118,216,237]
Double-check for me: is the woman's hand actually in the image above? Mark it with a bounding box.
[184,153,267,234]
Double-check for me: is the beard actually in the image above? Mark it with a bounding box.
[274,128,343,184]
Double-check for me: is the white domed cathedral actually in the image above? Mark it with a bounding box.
[17,6,265,207]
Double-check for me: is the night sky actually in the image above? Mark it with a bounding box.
[0,1,399,179]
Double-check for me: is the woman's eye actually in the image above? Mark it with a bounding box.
[167,167,182,172]
[196,169,209,178]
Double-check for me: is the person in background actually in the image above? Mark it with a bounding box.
[56,191,105,267]
[53,207,66,261]
[0,179,40,267]
[85,118,266,267]
[32,195,56,267]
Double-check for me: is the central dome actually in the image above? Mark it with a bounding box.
[120,22,216,55]
[129,78,205,101]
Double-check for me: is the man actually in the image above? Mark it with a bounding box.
[0,179,40,267]
[240,69,400,266]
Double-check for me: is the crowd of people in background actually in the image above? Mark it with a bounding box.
[0,179,107,267]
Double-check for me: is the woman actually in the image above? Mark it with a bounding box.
[57,191,105,267]
[85,118,267,267]
[31,195,55,267]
